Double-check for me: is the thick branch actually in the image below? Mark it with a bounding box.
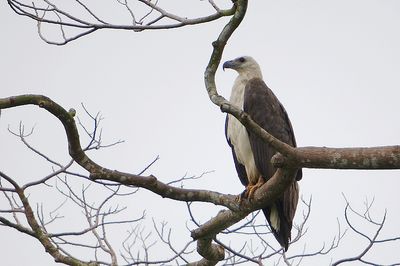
[197,238,225,262]
[273,146,400,169]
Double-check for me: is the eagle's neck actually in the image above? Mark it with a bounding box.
[229,70,263,108]
[238,67,263,81]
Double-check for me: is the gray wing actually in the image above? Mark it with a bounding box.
[225,116,248,186]
[244,78,301,250]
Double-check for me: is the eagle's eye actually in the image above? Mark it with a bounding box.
[238,57,245,63]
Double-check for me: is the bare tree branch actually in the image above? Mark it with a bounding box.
[7,0,236,45]
[332,197,400,266]
[0,95,236,203]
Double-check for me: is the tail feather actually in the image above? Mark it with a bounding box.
[262,181,299,251]
[262,206,291,251]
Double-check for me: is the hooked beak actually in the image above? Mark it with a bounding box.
[222,60,235,71]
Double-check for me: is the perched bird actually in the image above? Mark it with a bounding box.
[223,56,302,251]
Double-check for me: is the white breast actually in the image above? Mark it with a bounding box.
[226,77,260,184]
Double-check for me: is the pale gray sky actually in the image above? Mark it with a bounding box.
[1,0,400,265]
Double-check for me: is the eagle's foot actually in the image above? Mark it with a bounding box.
[245,176,265,200]
[236,177,265,203]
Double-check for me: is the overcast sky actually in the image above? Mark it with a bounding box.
[1,0,400,265]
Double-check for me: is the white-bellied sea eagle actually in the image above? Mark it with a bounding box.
[223,56,302,251]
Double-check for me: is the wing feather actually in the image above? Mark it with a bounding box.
[243,78,301,180]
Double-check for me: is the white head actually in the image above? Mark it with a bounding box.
[223,56,263,80]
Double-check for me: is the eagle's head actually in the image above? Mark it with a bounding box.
[223,56,263,79]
